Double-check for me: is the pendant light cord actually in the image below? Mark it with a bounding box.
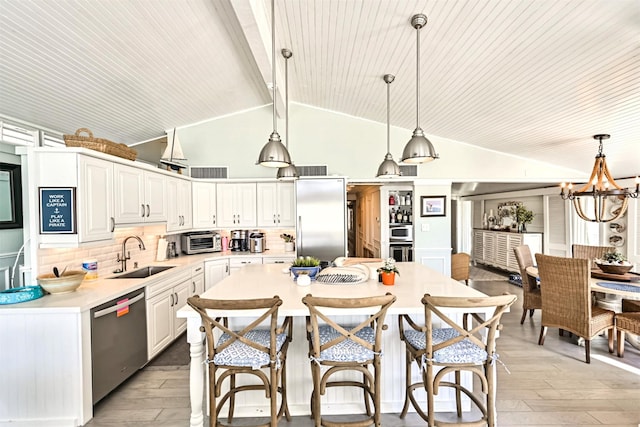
[415,21,421,129]
[271,0,277,134]
[285,49,289,149]
[386,78,391,153]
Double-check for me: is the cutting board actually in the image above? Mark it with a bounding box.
[591,269,640,282]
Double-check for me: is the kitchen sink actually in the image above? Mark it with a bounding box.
[110,266,176,279]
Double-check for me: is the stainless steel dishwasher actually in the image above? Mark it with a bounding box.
[91,287,147,404]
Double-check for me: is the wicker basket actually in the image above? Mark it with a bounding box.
[64,128,137,161]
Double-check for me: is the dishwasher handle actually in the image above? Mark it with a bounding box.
[93,291,145,319]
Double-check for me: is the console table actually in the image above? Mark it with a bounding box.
[473,229,542,272]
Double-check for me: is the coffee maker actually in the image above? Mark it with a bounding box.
[249,231,265,253]
[230,229,248,252]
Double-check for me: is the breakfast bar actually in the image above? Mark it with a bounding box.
[176,262,495,427]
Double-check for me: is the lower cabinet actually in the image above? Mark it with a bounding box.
[190,263,205,296]
[146,269,191,359]
[204,259,230,291]
[229,256,262,274]
[263,257,295,265]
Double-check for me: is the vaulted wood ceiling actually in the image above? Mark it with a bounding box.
[1,0,638,181]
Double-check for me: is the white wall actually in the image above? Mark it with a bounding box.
[172,103,581,181]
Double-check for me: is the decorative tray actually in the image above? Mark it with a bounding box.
[0,286,45,305]
[591,269,640,282]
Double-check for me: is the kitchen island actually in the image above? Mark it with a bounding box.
[177,262,496,427]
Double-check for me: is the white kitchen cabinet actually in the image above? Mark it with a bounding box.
[146,269,191,359]
[166,176,192,232]
[262,257,295,265]
[216,183,257,227]
[35,151,116,246]
[204,259,229,291]
[113,163,167,224]
[190,263,205,296]
[192,181,217,229]
[256,182,295,227]
[229,256,262,274]
[473,229,542,272]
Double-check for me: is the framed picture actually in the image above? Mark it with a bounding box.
[420,195,446,217]
[39,187,76,234]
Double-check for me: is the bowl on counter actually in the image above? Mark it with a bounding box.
[594,262,633,275]
[37,270,86,294]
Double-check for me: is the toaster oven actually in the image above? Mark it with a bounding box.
[181,232,222,254]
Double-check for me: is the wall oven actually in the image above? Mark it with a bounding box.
[390,244,413,263]
[389,225,413,242]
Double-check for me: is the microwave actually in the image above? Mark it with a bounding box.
[181,232,222,254]
[389,225,413,242]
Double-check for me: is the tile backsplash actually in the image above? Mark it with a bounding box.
[37,226,295,280]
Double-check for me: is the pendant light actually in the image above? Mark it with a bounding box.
[277,48,299,180]
[376,74,400,178]
[257,0,291,168]
[401,14,439,164]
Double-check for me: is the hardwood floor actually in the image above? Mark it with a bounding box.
[86,277,640,426]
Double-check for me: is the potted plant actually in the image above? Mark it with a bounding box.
[280,233,295,252]
[515,205,534,233]
[377,258,400,286]
[595,251,633,275]
[290,256,321,280]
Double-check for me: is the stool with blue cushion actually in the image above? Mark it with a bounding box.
[187,295,293,427]
[302,293,396,427]
[399,293,517,427]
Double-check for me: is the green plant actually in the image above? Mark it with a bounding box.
[291,256,320,267]
[377,258,400,275]
[280,233,295,243]
[515,205,534,225]
[601,251,627,264]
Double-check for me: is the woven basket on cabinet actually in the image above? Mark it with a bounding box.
[63,128,137,161]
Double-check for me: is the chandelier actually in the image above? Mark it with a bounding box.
[560,134,639,222]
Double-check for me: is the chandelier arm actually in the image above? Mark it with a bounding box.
[573,198,591,222]
[602,160,625,190]
[597,195,605,222]
[574,158,602,194]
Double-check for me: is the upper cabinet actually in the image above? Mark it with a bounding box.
[192,181,217,229]
[166,176,192,232]
[32,151,115,246]
[113,164,167,224]
[216,183,256,227]
[257,182,295,227]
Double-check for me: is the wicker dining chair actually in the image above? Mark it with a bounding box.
[399,293,517,427]
[535,254,615,363]
[451,252,471,285]
[187,295,293,427]
[302,293,396,427]
[615,299,640,358]
[571,244,614,268]
[513,245,541,324]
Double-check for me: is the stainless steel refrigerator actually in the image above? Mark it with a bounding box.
[295,178,347,263]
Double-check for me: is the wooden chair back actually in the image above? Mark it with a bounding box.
[187,295,290,363]
[451,252,470,285]
[302,293,396,360]
[422,293,517,362]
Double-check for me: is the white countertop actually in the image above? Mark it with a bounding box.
[177,262,490,318]
[0,250,295,313]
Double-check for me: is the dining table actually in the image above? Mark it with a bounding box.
[176,262,498,427]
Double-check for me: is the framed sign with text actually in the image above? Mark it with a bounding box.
[39,187,76,234]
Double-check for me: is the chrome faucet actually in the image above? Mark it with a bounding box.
[117,235,146,272]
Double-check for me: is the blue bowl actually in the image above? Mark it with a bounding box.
[290,266,321,280]
[0,286,45,305]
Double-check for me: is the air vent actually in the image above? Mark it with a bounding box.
[42,132,65,147]
[190,166,228,179]
[297,165,328,177]
[0,121,37,146]
[399,165,418,177]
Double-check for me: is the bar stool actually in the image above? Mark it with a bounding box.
[399,293,517,426]
[302,293,396,427]
[187,295,293,427]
